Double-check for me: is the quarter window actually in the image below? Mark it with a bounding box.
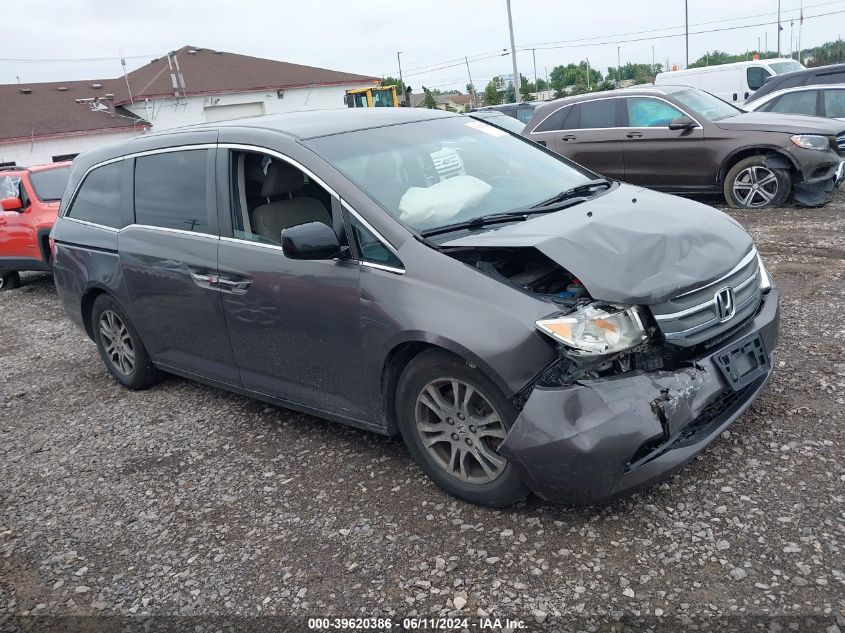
[627,98,684,127]
[534,104,578,132]
[579,100,617,129]
[747,67,771,91]
[351,218,403,270]
[134,150,212,234]
[67,162,125,229]
[767,90,818,116]
[823,89,845,118]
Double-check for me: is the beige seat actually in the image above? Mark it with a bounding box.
[251,161,331,243]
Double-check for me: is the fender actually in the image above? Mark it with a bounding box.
[717,146,799,183]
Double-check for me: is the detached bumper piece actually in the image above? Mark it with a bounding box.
[498,288,780,505]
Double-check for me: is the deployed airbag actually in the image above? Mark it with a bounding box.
[399,175,491,225]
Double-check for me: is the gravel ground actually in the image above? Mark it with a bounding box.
[1,191,844,633]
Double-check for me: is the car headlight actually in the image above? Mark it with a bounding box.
[757,254,772,291]
[536,304,648,356]
[790,134,829,151]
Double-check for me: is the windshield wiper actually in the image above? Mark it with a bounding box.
[530,178,612,209]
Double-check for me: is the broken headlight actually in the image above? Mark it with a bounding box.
[789,135,829,151]
[536,304,648,356]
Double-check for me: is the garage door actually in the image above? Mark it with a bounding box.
[203,102,265,122]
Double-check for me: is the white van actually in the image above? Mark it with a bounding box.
[655,59,804,104]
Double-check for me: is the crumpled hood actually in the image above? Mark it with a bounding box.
[718,111,845,135]
[439,183,754,304]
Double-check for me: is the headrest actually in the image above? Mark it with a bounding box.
[365,153,398,181]
[261,161,304,197]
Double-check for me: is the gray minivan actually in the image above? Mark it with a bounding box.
[52,108,779,507]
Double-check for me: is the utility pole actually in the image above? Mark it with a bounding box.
[464,56,476,107]
[586,58,591,90]
[685,0,689,67]
[651,46,655,74]
[765,32,768,57]
[757,37,761,55]
[617,46,621,86]
[506,0,521,102]
[798,0,803,64]
[532,48,537,95]
[397,52,404,87]
[777,0,781,56]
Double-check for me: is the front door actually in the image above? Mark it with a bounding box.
[621,97,708,188]
[119,146,238,384]
[0,175,36,262]
[216,147,365,419]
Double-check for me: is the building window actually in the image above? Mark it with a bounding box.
[52,154,78,162]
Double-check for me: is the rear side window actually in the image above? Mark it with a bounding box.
[134,150,212,234]
[627,98,684,127]
[747,67,771,91]
[823,89,845,118]
[516,105,536,124]
[767,90,818,116]
[579,100,617,128]
[67,162,125,229]
[534,105,578,132]
[29,166,70,202]
[815,70,845,84]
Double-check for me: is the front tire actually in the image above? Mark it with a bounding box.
[91,294,163,390]
[724,156,791,209]
[0,270,20,291]
[396,350,528,507]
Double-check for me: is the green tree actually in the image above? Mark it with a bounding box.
[549,62,602,93]
[422,89,437,109]
[466,82,475,94]
[504,83,516,103]
[381,76,405,92]
[605,62,661,84]
[484,79,502,105]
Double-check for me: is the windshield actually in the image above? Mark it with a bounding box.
[372,88,395,107]
[673,88,743,121]
[29,166,70,201]
[305,117,594,232]
[769,61,805,74]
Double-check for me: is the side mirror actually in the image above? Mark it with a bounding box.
[668,116,697,131]
[0,197,22,211]
[281,222,341,260]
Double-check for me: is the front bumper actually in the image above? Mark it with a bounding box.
[498,287,780,505]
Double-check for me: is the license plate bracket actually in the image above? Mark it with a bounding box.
[714,333,770,392]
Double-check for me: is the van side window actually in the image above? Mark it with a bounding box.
[228,150,335,246]
[67,162,125,229]
[747,67,771,91]
[350,218,403,270]
[134,150,212,234]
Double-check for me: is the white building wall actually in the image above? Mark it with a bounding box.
[0,129,145,167]
[126,83,375,131]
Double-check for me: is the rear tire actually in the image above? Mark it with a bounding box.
[91,294,163,390]
[724,155,791,209]
[0,270,21,291]
[396,350,529,507]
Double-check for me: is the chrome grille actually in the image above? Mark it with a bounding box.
[650,249,762,347]
[836,131,845,154]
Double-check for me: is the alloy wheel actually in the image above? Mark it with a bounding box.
[414,378,508,484]
[99,310,136,376]
[732,165,779,208]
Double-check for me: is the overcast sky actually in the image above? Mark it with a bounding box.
[2,0,841,90]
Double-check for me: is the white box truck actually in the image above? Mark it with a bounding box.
[655,59,804,104]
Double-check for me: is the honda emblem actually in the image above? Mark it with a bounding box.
[715,287,736,322]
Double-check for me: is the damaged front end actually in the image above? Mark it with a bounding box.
[496,286,780,506]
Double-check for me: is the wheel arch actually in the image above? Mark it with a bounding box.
[379,335,511,436]
[717,146,799,184]
[80,285,127,341]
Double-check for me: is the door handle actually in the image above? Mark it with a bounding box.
[561,134,576,141]
[216,277,252,294]
[626,132,643,138]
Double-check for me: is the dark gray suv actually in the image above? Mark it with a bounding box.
[52,108,779,507]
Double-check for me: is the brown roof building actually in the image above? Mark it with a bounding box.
[0,45,379,166]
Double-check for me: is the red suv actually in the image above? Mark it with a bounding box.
[0,162,71,290]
